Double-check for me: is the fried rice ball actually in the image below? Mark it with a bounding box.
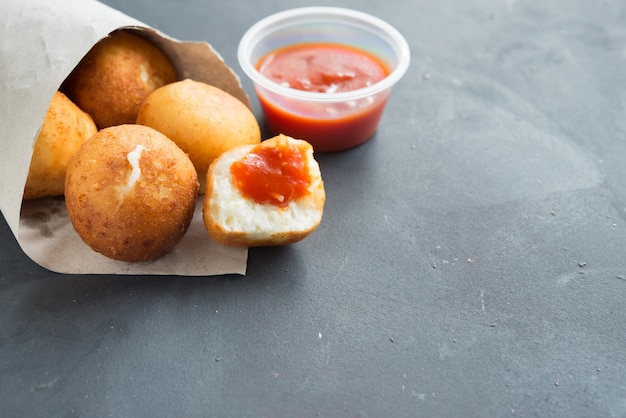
[203,134,325,247]
[23,91,98,200]
[136,79,261,191]
[64,30,177,129]
[65,124,199,262]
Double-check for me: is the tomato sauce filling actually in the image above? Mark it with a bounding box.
[230,142,310,208]
[257,43,390,93]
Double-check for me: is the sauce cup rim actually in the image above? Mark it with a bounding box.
[237,6,411,103]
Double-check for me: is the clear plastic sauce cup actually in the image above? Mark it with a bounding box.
[238,7,411,152]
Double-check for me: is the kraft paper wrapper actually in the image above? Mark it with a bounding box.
[0,0,248,275]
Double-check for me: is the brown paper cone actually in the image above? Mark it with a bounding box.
[0,0,249,275]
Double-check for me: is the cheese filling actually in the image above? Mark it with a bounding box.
[127,145,144,188]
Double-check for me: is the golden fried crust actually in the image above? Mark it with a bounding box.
[65,124,199,262]
[24,91,98,200]
[64,30,176,129]
[136,79,261,191]
[203,135,325,247]
[206,220,321,248]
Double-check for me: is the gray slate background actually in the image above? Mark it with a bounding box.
[1,0,625,416]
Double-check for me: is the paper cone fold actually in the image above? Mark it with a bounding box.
[0,0,249,275]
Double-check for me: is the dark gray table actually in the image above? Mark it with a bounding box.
[2,0,625,417]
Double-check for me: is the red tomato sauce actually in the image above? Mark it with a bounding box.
[256,43,391,152]
[258,43,389,93]
[230,142,310,207]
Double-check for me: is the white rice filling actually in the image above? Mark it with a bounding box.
[209,145,322,237]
